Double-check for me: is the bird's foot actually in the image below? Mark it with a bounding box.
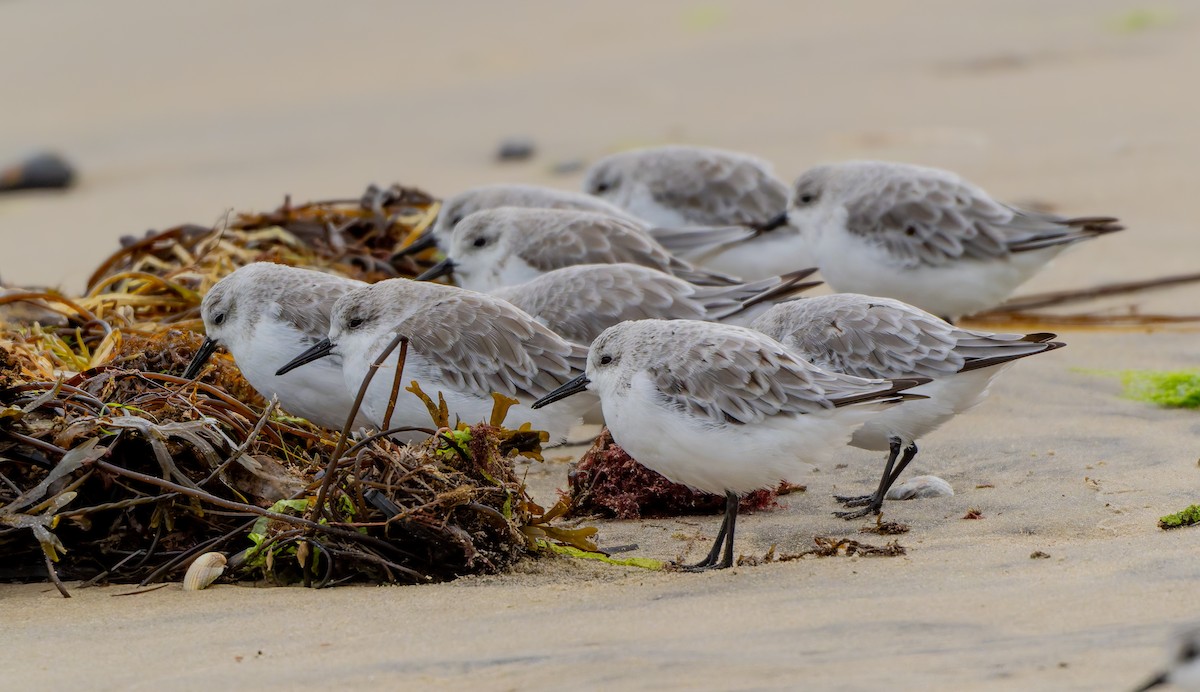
[833,493,874,507]
[833,505,880,521]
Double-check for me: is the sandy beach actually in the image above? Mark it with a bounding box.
[3,1,1199,689]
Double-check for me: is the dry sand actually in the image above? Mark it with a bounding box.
[2,1,1199,689]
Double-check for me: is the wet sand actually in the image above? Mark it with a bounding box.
[3,1,1200,689]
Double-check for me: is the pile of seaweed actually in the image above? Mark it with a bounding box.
[563,429,801,520]
[0,184,595,593]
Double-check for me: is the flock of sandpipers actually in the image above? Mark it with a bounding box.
[182,145,1126,572]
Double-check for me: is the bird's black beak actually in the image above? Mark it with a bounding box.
[415,258,456,282]
[754,211,789,234]
[275,338,335,376]
[392,231,437,260]
[531,374,591,409]
[182,336,219,380]
[1132,672,1169,691]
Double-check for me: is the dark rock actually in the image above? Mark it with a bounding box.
[495,137,535,162]
[0,152,76,192]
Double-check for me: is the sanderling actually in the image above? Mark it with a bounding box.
[490,263,820,344]
[416,207,745,290]
[783,160,1123,319]
[532,319,928,570]
[275,278,592,443]
[750,293,1064,518]
[395,182,754,263]
[1135,626,1200,690]
[583,145,811,278]
[182,262,373,431]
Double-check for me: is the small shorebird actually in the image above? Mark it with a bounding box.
[490,262,820,344]
[276,278,593,443]
[182,262,371,430]
[583,145,809,278]
[782,160,1122,319]
[416,207,748,290]
[396,182,755,265]
[532,319,927,569]
[751,293,1064,518]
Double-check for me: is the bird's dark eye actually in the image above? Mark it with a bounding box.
[798,193,816,205]
[213,313,226,326]
[347,317,365,329]
[472,236,488,248]
[599,354,613,365]
[593,182,610,194]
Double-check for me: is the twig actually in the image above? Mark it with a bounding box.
[981,271,1200,313]
[200,398,278,487]
[78,550,145,588]
[44,552,71,598]
[341,426,437,458]
[380,339,410,430]
[111,584,170,597]
[92,459,367,541]
[309,333,409,525]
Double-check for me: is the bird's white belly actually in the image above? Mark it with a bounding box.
[849,368,1001,451]
[814,230,1063,319]
[689,227,815,281]
[233,322,367,430]
[602,373,878,494]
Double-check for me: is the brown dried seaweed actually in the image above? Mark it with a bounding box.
[563,428,786,520]
[0,183,597,592]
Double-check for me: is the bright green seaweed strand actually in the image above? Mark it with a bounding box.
[1119,369,1200,409]
[1159,504,1200,530]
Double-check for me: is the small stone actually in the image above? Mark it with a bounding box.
[1030,551,1051,559]
[0,152,76,192]
[885,475,954,501]
[496,138,535,162]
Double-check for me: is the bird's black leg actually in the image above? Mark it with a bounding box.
[835,437,902,508]
[685,491,739,571]
[835,441,919,519]
[719,490,738,569]
[882,442,919,495]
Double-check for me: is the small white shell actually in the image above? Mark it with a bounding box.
[885,475,954,501]
[182,552,227,591]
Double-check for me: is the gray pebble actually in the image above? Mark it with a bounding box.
[885,475,954,501]
[496,138,536,162]
[0,152,76,192]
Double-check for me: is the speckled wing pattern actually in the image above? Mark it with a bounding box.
[751,295,1061,379]
[647,324,916,425]
[396,291,587,399]
[492,265,706,344]
[268,273,364,343]
[518,214,738,286]
[842,171,1121,269]
[647,154,789,227]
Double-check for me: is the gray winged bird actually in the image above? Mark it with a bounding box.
[182,262,372,430]
[751,293,1065,518]
[783,160,1122,320]
[583,145,811,278]
[532,319,929,570]
[395,182,756,265]
[490,263,820,344]
[275,278,594,444]
[417,207,750,291]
